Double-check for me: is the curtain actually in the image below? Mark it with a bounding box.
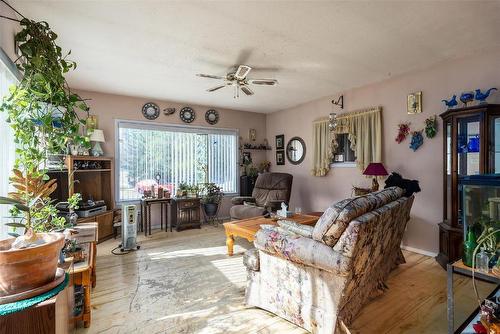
[311,118,332,176]
[0,57,17,240]
[332,107,382,172]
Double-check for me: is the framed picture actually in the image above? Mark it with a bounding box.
[276,150,285,165]
[407,91,422,114]
[276,134,285,150]
[249,128,257,142]
[242,152,252,165]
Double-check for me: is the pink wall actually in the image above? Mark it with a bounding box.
[266,49,500,254]
[76,89,268,221]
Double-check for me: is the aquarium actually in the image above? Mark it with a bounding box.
[460,174,500,267]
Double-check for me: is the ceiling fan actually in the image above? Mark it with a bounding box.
[197,65,278,98]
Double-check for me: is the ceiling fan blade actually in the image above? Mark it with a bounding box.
[197,73,225,80]
[234,65,252,80]
[240,85,254,96]
[207,85,226,92]
[248,79,278,86]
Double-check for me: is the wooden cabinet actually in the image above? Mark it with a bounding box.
[170,198,201,231]
[78,211,113,243]
[437,104,500,269]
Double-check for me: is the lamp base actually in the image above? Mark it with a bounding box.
[91,142,104,157]
[371,178,379,192]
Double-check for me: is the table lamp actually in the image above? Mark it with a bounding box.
[89,129,105,157]
[363,162,388,191]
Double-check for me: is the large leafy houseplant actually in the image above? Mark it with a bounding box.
[0,18,89,245]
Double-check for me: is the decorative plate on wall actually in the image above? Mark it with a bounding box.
[205,109,219,125]
[163,107,176,115]
[142,102,160,120]
[180,107,195,123]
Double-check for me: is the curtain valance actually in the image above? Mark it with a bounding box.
[332,107,382,172]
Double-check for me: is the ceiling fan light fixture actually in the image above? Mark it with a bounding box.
[234,65,252,80]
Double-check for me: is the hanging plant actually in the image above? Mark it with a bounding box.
[409,130,424,151]
[425,115,438,138]
[395,122,411,144]
[0,18,89,242]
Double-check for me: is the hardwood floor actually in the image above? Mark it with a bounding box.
[76,225,495,334]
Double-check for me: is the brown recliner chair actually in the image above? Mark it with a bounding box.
[230,172,293,220]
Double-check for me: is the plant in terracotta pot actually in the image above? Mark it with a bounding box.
[200,183,223,217]
[0,18,89,296]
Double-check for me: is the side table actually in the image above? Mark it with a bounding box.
[140,198,171,236]
[169,197,201,231]
[447,260,500,333]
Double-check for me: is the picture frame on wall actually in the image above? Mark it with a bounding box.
[249,128,257,142]
[276,150,285,165]
[242,152,252,165]
[276,134,285,150]
[407,91,422,114]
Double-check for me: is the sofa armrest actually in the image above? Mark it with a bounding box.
[231,196,256,205]
[264,199,284,212]
[254,227,351,275]
[277,220,313,238]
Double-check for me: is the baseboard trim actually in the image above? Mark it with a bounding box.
[401,245,438,258]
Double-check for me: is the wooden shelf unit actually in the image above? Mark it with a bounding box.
[48,155,115,243]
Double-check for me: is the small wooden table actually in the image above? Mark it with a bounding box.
[140,198,171,236]
[223,214,319,256]
[447,260,500,334]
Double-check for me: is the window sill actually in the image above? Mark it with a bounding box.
[330,162,357,168]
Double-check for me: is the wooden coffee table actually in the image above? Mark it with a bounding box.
[223,214,319,256]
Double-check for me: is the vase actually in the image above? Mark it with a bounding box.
[0,232,64,296]
[463,229,477,267]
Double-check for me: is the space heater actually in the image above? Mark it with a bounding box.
[120,204,140,252]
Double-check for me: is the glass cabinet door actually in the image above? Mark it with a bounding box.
[457,115,481,176]
[491,116,500,173]
[445,121,452,222]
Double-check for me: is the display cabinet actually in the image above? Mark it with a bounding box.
[437,104,500,269]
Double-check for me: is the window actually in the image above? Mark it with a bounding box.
[0,49,19,239]
[116,121,239,202]
[332,133,356,164]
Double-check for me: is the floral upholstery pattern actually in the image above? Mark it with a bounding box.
[312,187,404,246]
[245,189,414,334]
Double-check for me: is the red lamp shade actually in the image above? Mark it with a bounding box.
[363,163,388,176]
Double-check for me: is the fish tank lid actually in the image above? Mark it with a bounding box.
[459,174,500,186]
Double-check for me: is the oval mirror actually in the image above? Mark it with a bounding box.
[286,137,306,165]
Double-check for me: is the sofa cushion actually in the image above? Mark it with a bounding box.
[278,220,314,238]
[312,187,404,247]
[229,205,267,220]
[254,228,351,275]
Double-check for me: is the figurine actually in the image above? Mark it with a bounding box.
[442,95,458,108]
[278,202,288,218]
[409,130,424,151]
[475,88,497,104]
[460,92,474,106]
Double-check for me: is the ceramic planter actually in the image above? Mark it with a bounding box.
[203,203,219,217]
[0,232,64,296]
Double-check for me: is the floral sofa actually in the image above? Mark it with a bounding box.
[243,187,414,333]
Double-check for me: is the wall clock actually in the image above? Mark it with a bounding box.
[180,107,195,123]
[142,102,160,120]
[205,109,219,125]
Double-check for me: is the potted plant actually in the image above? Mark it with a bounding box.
[0,18,89,296]
[177,182,189,197]
[200,183,223,217]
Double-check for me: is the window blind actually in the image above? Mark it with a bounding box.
[116,121,239,202]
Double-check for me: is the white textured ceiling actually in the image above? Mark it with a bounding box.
[8,1,500,113]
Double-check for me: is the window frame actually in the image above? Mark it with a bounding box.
[331,133,357,168]
[114,119,240,204]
